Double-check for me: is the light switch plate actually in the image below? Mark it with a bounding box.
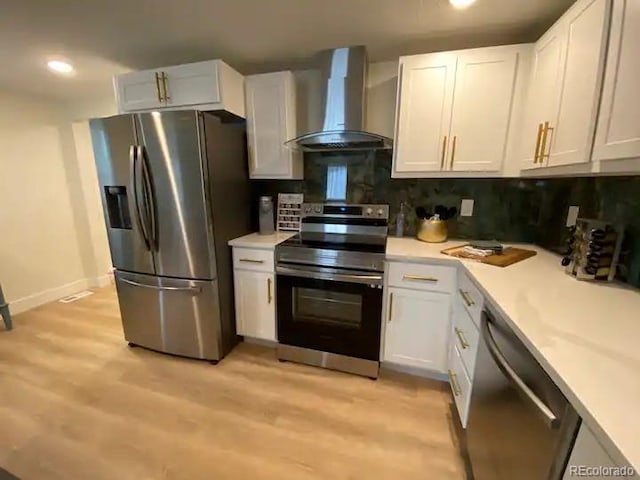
[566,205,579,227]
[460,199,474,217]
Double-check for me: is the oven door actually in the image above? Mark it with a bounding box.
[276,265,383,361]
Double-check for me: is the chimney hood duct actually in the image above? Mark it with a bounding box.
[285,45,393,152]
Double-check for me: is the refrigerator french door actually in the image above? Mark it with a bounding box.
[90,111,248,361]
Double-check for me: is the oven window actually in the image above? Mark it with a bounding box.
[292,287,362,328]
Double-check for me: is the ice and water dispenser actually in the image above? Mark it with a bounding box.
[104,186,132,229]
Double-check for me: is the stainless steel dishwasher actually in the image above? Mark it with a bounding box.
[465,307,581,480]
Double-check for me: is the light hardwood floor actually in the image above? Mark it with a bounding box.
[0,286,465,480]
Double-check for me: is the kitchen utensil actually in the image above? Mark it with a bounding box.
[434,205,447,219]
[417,214,448,243]
[469,241,504,254]
[562,218,623,281]
[277,193,303,231]
[415,206,428,219]
[441,244,537,267]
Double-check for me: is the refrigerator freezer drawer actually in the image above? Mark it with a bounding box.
[115,271,222,360]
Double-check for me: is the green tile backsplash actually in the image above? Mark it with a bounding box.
[251,150,640,287]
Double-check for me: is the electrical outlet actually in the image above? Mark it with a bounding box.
[566,205,579,227]
[460,199,474,217]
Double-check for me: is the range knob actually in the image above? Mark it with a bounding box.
[376,208,384,217]
[314,205,322,213]
[365,207,373,215]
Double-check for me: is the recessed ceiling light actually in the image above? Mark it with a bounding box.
[449,0,476,9]
[47,60,74,74]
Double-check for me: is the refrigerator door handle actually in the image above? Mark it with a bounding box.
[129,145,151,250]
[138,145,158,251]
[120,277,202,294]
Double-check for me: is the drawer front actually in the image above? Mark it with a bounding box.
[452,297,480,378]
[458,272,484,327]
[232,248,275,272]
[448,343,472,428]
[387,262,456,294]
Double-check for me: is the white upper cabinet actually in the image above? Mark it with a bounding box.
[449,48,519,172]
[520,29,565,169]
[393,53,457,175]
[393,46,522,177]
[383,287,451,373]
[520,0,610,170]
[115,60,245,118]
[548,0,610,167]
[245,71,302,179]
[114,70,166,112]
[593,0,640,161]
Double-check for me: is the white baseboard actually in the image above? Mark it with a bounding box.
[381,362,448,382]
[88,273,113,288]
[10,278,91,315]
[9,272,114,315]
[242,336,278,348]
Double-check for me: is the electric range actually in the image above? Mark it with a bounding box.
[275,203,389,378]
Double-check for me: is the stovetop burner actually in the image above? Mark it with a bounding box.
[279,232,386,254]
[276,203,389,272]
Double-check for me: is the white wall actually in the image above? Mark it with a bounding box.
[366,60,398,140]
[0,90,112,314]
[66,95,118,122]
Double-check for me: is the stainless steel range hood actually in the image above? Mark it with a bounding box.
[285,46,393,152]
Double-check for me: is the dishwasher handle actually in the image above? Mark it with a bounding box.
[481,312,560,430]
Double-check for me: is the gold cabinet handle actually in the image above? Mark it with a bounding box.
[403,274,438,282]
[155,72,164,102]
[440,135,448,170]
[459,289,474,307]
[239,258,264,264]
[449,135,457,169]
[448,370,461,396]
[533,123,544,164]
[454,327,469,349]
[539,121,554,164]
[161,71,170,101]
[387,292,394,322]
[267,278,272,304]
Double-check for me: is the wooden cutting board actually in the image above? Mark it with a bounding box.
[441,244,537,267]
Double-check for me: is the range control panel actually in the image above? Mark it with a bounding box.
[301,203,389,219]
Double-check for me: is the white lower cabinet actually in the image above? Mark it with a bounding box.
[232,247,276,342]
[564,423,636,479]
[234,269,276,341]
[448,343,472,427]
[451,296,480,377]
[383,286,451,373]
[449,272,482,427]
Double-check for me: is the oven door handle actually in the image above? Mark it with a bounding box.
[276,266,383,285]
[481,312,560,430]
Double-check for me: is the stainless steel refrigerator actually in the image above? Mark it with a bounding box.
[90,110,250,361]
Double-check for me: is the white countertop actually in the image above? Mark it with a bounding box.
[387,237,640,471]
[228,231,296,250]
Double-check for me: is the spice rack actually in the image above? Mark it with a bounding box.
[277,193,303,231]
